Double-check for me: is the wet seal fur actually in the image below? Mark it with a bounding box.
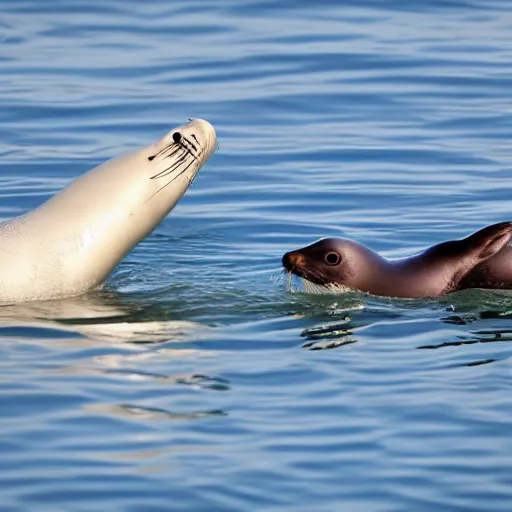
[0,119,217,303]
[282,222,512,298]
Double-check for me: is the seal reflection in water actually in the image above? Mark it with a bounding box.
[282,222,512,298]
[0,119,217,304]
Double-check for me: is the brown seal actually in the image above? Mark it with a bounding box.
[282,222,512,298]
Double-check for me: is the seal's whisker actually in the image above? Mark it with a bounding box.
[301,278,331,294]
[151,133,197,161]
[163,158,197,184]
[300,267,328,287]
[180,137,200,161]
[151,142,178,160]
[145,176,178,202]
[183,135,198,153]
[150,147,189,179]
[145,181,175,202]
[190,133,199,146]
[176,142,194,159]
[145,158,198,202]
[148,142,181,162]
[152,139,204,181]
[151,153,190,180]
[159,144,183,160]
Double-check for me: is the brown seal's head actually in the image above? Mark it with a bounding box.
[282,237,385,290]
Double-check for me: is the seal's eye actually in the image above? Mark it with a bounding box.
[325,251,341,266]
[172,132,182,143]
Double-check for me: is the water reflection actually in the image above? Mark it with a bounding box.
[297,289,512,356]
[89,403,228,421]
[0,290,209,344]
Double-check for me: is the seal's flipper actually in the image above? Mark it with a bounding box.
[461,222,512,262]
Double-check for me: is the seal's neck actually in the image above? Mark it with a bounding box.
[359,251,458,298]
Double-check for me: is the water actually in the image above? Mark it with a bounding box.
[1,1,512,510]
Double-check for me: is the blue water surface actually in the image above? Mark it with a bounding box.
[1,1,512,510]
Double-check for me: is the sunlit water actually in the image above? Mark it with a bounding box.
[2,1,512,510]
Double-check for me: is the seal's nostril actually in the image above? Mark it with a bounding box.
[172,132,182,144]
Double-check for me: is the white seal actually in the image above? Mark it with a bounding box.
[0,118,217,303]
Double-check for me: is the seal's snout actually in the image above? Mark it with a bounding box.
[184,118,217,160]
[282,252,292,271]
[282,251,304,272]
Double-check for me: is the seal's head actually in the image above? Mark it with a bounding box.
[282,238,382,290]
[146,118,217,200]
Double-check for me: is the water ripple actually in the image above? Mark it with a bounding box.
[2,0,512,510]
